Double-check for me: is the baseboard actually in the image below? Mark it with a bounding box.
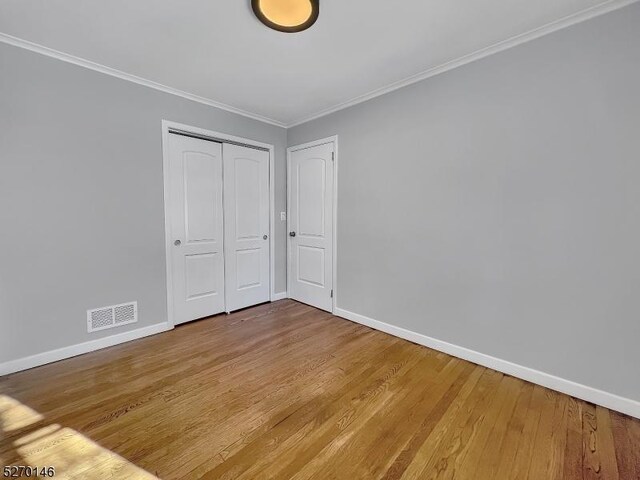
[271,291,288,301]
[334,307,640,419]
[0,322,172,377]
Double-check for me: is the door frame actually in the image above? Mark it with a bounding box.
[161,120,277,328]
[286,135,339,314]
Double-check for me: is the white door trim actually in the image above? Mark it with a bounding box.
[286,135,339,313]
[162,120,277,328]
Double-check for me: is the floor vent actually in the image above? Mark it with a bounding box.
[87,301,138,332]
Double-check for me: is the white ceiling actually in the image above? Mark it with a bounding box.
[0,0,623,126]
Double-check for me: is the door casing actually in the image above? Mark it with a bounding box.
[286,136,339,314]
[162,120,277,328]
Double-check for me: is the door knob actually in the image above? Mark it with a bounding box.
[289,231,296,237]
[174,240,181,246]
[263,235,268,240]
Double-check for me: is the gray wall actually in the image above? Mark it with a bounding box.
[0,42,287,363]
[288,3,640,402]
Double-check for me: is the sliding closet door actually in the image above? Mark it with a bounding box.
[223,144,270,312]
[167,133,225,324]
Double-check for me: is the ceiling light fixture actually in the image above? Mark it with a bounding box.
[252,0,319,33]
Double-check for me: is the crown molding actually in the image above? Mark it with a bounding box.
[0,32,287,129]
[1,0,637,129]
[287,0,639,127]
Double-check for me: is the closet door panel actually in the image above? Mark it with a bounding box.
[223,144,270,311]
[167,134,225,324]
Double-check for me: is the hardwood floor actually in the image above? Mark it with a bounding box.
[1,300,638,479]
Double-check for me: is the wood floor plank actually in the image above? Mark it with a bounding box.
[1,299,638,480]
[611,411,639,480]
[449,374,523,479]
[399,369,505,479]
[379,365,486,480]
[583,401,622,480]
[547,392,571,479]
[594,406,621,480]
[474,378,531,479]
[627,415,640,478]
[507,384,547,478]
[563,398,585,479]
[296,359,475,480]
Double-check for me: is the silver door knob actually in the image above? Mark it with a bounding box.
[263,235,268,240]
[174,240,181,246]
[289,231,296,237]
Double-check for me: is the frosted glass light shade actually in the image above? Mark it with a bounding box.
[252,0,319,33]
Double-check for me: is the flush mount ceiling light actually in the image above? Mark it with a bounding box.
[252,0,319,33]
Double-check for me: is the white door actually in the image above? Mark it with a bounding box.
[167,133,225,324]
[223,144,271,312]
[288,142,334,312]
